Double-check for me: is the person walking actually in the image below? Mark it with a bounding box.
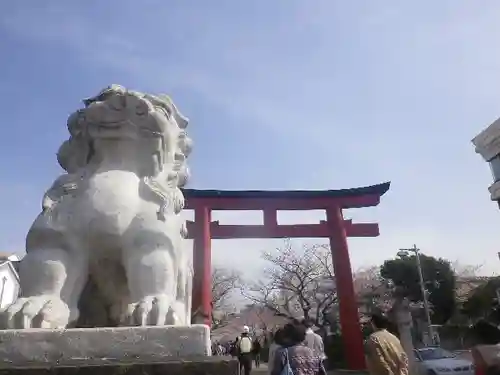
[252,338,262,368]
[364,313,409,375]
[236,326,254,375]
[301,319,327,364]
[216,342,224,356]
[271,322,326,375]
[268,329,286,375]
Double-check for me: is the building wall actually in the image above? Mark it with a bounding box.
[0,264,20,309]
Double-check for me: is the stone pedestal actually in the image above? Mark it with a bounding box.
[0,357,239,375]
[0,325,238,375]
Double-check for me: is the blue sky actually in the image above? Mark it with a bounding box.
[1,1,500,277]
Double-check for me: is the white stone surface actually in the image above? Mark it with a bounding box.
[0,85,193,329]
[0,325,211,368]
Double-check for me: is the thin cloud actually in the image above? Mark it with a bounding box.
[1,1,500,275]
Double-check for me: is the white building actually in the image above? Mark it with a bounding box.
[472,118,500,205]
[0,254,20,309]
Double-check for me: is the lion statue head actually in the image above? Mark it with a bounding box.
[56,85,192,219]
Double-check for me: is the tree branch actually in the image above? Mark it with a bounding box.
[241,240,337,327]
[211,266,241,326]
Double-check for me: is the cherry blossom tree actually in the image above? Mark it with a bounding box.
[354,266,393,314]
[211,266,241,328]
[241,240,337,327]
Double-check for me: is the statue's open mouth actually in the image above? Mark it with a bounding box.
[98,124,122,130]
[88,119,124,128]
[90,120,124,132]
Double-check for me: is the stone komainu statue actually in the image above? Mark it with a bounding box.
[1,85,193,329]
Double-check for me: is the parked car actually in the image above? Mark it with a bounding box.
[414,347,474,375]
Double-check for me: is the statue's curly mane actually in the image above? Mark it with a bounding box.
[141,91,192,189]
[56,85,193,220]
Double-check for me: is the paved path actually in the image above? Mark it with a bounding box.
[253,363,268,373]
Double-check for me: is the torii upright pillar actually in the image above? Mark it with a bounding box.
[183,182,390,371]
[191,205,212,325]
[326,206,364,368]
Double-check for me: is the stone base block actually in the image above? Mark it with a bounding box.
[0,357,239,375]
[0,325,211,369]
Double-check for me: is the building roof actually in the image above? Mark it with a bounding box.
[0,253,19,262]
[182,182,390,200]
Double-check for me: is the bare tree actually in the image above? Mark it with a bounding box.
[451,262,487,321]
[241,240,337,327]
[448,262,486,306]
[353,266,392,314]
[211,266,241,328]
[453,262,483,278]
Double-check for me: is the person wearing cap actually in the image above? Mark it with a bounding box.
[235,325,254,375]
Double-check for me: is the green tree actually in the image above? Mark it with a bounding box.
[380,254,456,324]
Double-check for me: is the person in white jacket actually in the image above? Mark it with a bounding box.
[301,319,327,361]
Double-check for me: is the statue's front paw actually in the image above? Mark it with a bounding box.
[1,296,70,329]
[171,300,188,325]
[124,294,180,326]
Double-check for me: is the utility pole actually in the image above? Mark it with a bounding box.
[397,244,434,346]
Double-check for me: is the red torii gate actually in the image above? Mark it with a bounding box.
[183,182,390,370]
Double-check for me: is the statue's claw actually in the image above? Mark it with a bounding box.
[1,296,70,329]
[124,294,179,326]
